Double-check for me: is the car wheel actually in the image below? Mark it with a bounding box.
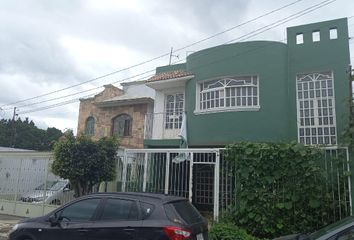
[51,199,61,205]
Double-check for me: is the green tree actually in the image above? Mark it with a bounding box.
[52,133,119,197]
[0,117,63,150]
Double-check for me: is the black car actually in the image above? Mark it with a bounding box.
[9,192,208,240]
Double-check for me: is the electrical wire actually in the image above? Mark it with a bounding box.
[0,0,306,108]
[15,0,337,115]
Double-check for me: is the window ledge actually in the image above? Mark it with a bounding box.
[194,106,260,115]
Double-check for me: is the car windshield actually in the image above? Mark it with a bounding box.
[35,180,67,191]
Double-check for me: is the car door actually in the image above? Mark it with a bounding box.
[87,197,142,240]
[40,197,102,240]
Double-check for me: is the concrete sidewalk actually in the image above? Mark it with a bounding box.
[0,214,24,240]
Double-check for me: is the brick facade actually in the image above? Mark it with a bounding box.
[77,84,151,148]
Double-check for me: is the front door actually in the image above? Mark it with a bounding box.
[164,93,184,138]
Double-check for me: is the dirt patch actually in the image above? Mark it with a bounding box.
[0,222,14,239]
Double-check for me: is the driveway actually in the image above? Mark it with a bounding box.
[0,214,24,240]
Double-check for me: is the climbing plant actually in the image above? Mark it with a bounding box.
[224,142,341,239]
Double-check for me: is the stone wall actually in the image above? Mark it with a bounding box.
[77,85,150,148]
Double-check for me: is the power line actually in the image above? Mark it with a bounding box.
[0,0,305,108]
[226,0,336,44]
[16,0,337,115]
[3,71,155,111]
[16,0,338,115]
[10,0,340,114]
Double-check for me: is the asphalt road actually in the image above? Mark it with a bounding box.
[0,214,24,240]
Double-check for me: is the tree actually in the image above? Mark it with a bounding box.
[52,133,119,197]
[0,117,63,150]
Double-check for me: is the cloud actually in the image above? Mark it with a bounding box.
[0,0,353,132]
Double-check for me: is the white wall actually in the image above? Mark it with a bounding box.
[151,87,184,139]
[122,82,155,99]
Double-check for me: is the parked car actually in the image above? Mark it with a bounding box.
[274,216,354,240]
[20,179,74,205]
[9,192,208,240]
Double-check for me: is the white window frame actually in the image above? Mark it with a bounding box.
[164,92,184,130]
[195,75,260,114]
[296,71,337,145]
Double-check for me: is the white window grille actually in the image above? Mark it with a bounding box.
[165,93,184,129]
[296,71,337,145]
[198,76,259,112]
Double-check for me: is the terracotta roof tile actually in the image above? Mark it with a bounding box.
[148,70,193,82]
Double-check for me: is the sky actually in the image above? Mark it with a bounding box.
[0,0,353,134]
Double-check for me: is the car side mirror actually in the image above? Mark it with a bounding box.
[48,215,59,226]
[63,188,70,192]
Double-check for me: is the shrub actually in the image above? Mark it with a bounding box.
[224,142,339,238]
[52,133,119,197]
[209,222,258,240]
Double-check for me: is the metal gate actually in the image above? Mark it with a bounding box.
[116,147,352,222]
[0,152,61,217]
[117,149,224,220]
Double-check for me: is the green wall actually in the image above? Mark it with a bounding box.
[287,18,351,143]
[185,41,289,146]
[145,18,351,148]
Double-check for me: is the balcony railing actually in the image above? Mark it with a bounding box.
[144,112,184,140]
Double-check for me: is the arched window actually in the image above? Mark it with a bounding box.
[85,117,95,136]
[112,114,132,137]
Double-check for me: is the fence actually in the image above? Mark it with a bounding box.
[0,147,352,222]
[116,147,352,221]
[0,151,72,217]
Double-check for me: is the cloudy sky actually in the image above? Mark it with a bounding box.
[0,0,353,133]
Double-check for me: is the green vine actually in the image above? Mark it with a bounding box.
[224,142,348,239]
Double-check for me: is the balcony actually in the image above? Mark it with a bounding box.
[144,112,184,140]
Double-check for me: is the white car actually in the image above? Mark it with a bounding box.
[20,180,75,205]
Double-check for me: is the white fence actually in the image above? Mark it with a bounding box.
[116,149,232,220]
[0,147,352,222]
[0,152,66,217]
[116,147,353,222]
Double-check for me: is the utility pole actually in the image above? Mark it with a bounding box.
[11,107,17,148]
[168,47,179,65]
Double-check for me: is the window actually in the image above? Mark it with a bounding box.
[141,202,155,219]
[59,198,101,222]
[85,117,95,136]
[330,28,338,39]
[296,33,304,44]
[312,31,320,42]
[198,76,259,112]
[165,93,184,129]
[100,198,138,220]
[164,200,203,225]
[112,114,132,137]
[296,71,337,145]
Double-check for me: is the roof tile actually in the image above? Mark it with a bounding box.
[148,70,193,82]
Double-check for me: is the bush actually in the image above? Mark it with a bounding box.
[224,142,339,238]
[209,222,258,240]
[52,133,119,197]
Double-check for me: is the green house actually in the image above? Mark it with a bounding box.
[144,18,351,148]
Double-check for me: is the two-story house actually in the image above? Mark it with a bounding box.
[77,81,154,148]
[144,18,351,149]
